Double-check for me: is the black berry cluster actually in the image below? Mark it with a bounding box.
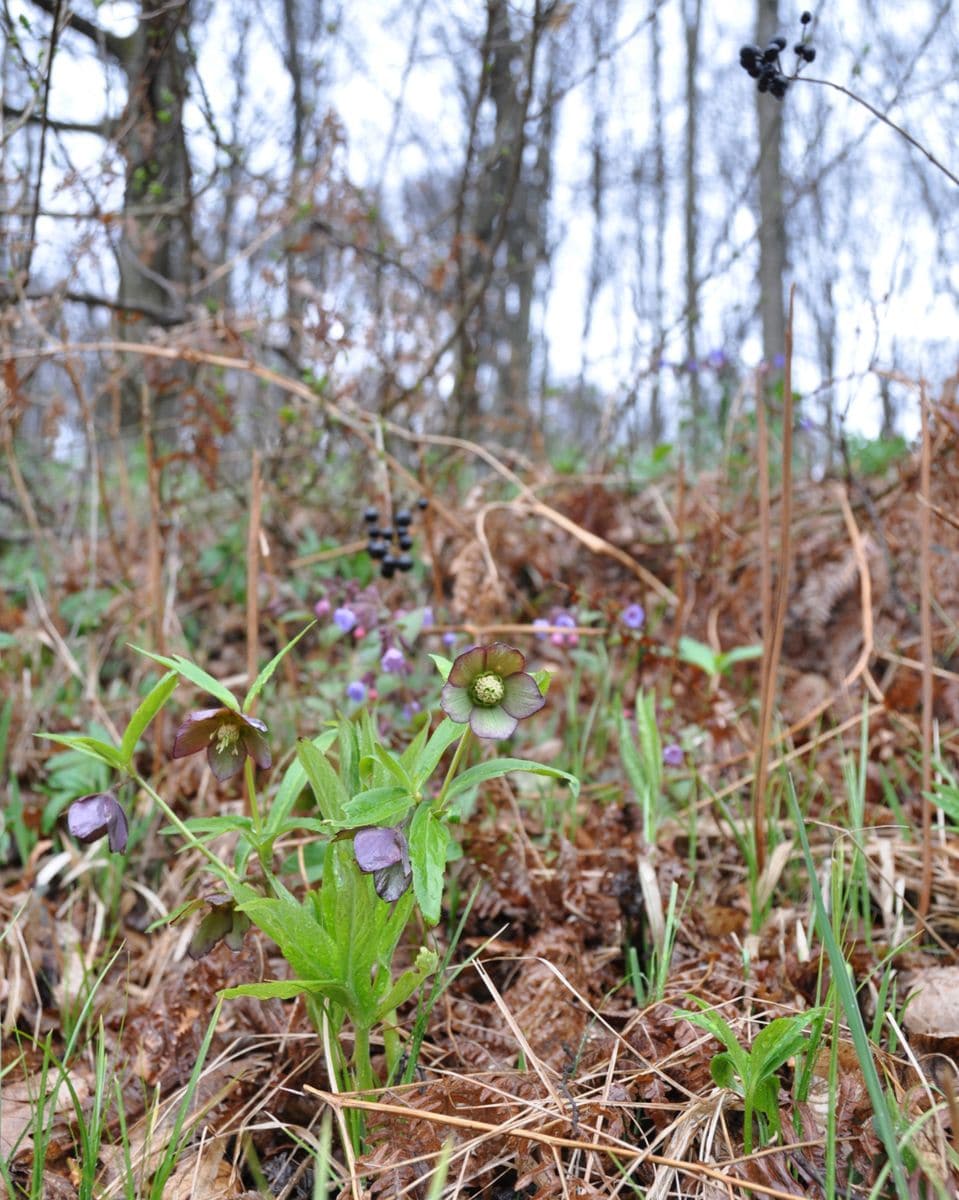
[362,497,428,578]
[739,12,816,101]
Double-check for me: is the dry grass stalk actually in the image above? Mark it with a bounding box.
[919,385,933,917]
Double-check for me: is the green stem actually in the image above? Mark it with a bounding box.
[432,730,472,814]
[244,756,264,836]
[353,1023,375,1094]
[132,772,238,883]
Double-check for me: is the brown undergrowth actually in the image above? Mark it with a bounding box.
[3,364,959,1196]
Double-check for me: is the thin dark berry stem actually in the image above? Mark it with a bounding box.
[796,75,959,189]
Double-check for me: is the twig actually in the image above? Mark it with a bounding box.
[918,386,933,917]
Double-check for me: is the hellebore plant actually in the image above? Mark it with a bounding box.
[47,632,577,1114]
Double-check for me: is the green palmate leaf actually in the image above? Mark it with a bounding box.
[297,737,350,822]
[235,891,337,982]
[429,653,453,682]
[341,785,414,828]
[36,733,126,772]
[445,758,580,805]
[409,802,449,926]
[410,718,462,787]
[242,621,315,713]
[131,647,240,712]
[120,671,179,763]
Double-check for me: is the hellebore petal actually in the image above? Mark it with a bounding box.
[354,826,412,901]
[172,708,227,758]
[439,681,474,723]
[206,735,246,782]
[501,672,546,720]
[469,705,517,740]
[482,643,526,678]
[67,792,129,854]
[239,717,272,770]
[447,645,488,687]
[354,825,408,872]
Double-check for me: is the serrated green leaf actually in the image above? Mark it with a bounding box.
[131,646,240,711]
[242,622,315,712]
[120,671,178,763]
[235,892,337,982]
[220,979,339,1001]
[445,758,579,805]
[371,744,414,792]
[297,737,349,821]
[341,785,414,828]
[409,803,448,925]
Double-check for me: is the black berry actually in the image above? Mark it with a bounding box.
[367,539,387,559]
[395,509,412,527]
[416,497,428,510]
[801,10,811,24]
[363,507,379,524]
[381,557,397,578]
[763,45,779,63]
[380,526,394,541]
[398,533,414,551]
[772,35,787,49]
[803,46,816,62]
[396,555,415,572]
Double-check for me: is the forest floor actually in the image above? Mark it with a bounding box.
[3,397,959,1199]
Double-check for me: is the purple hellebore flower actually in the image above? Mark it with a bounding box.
[172,707,271,782]
[440,642,545,739]
[380,646,406,674]
[67,792,129,854]
[333,605,358,633]
[187,893,252,959]
[663,744,684,768]
[354,825,412,901]
[621,603,646,631]
[346,680,367,704]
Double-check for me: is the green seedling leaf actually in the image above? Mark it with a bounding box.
[132,646,240,712]
[429,653,453,682]
[750,1012,819,1080]
[445,758,580,805]
[374,946,439,1019]
[242,621,315,712]
[36,733,126,772]
[677,636,718,676]
[709,1051,742,1095]
[409,802,449,925]
[721,644,764,667]
[297,737,349,822]
[119,671,178,763]
[679,1001,751,1078]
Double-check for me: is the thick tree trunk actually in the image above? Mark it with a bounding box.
[755,0,787,370]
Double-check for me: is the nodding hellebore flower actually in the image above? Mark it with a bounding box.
[440,642,545,739]
[172,707,271,782]
[354,825,412,902]
[67,791,129,854]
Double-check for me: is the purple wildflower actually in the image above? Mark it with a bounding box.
[346,680,367,704]
[663,744,684,768]
[313,597,331,619]
[333,606,358,633]
[532,619,550,640]
[442,631,459,649]
[621,603,646,631]
[550,611,579,648]
[380,647,406,674]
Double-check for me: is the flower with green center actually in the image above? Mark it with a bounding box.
[172,706,271,781]
[440,642,545,739]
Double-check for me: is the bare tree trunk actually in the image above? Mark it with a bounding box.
[648,2,667,445]
[755,0,787,370]
[683,0,702,460]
